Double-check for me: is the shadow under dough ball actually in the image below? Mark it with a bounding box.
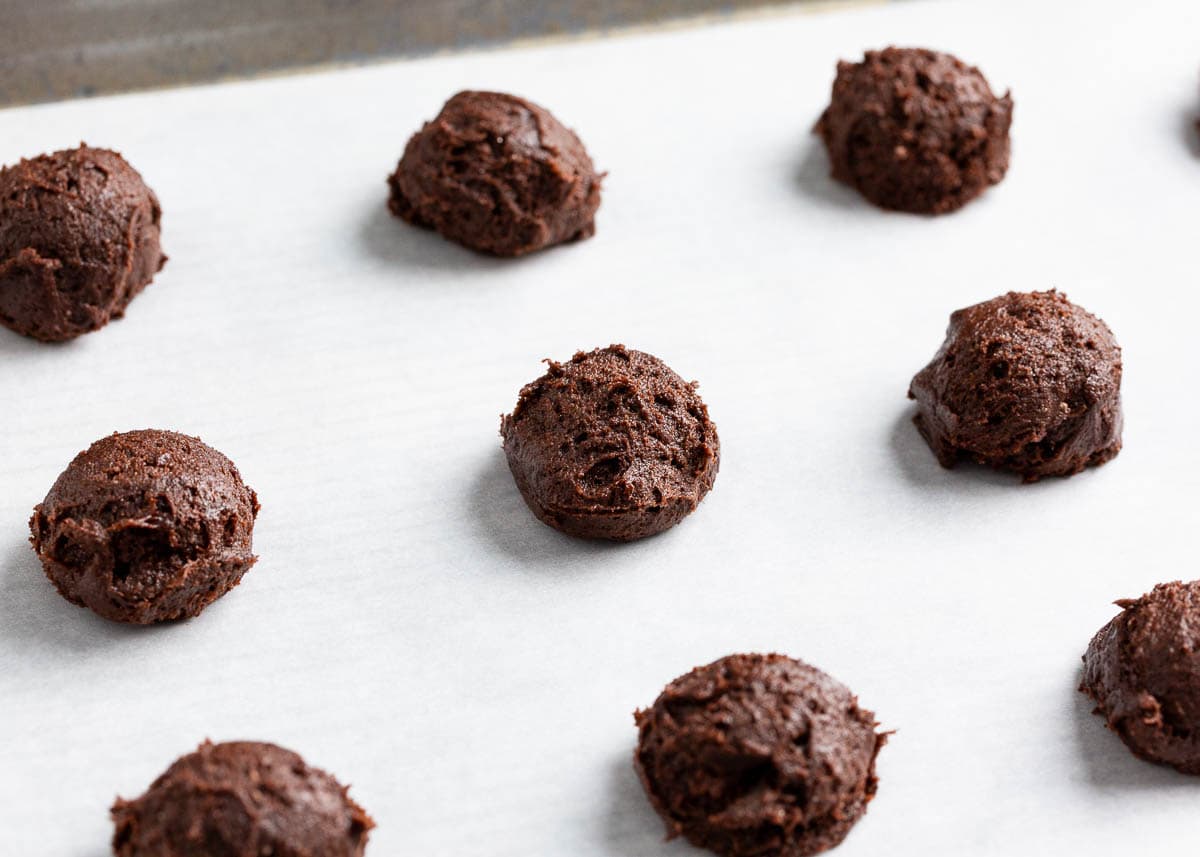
[1081,581,1200,775]
[0,144,166,341]
[388,90,603,256]
[815,47,1012,214]
[30,429,259,624]
[908,290,1122,482]
[500,345,719,541]
[112,740,374,856]
[635,654,888,857]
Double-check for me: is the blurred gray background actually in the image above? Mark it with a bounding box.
[0,0,853,107]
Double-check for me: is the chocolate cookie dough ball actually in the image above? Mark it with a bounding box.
[635,654,887,857]
[908,290,1122,482]
[30,430,259,624]
[0,144,166,341]
[388,90,602,256]
[112,741,374,856]
[815,47,1012,214]
[1081,581,1200,774]
[500,345,719,541]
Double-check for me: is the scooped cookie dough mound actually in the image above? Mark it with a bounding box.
[815,47,1012,213]
[635,654,887,857]
[1082,580,1200,774]
[0,144,166,341]
[112,741,374,856]
[500,345,719,541]
[30,429,259,624]
[908,290,1122,481]
[388,90,602,256]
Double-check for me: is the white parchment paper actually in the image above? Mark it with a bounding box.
[3,0,1200,853]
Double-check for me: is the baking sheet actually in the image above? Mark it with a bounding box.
[3,0,1200,853]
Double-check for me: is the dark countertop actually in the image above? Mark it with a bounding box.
[0,0,849,107]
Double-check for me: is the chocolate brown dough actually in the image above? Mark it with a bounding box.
[0,144,166,341]
[1081,581,1200,775]
[500,344,719,541]
[908,290,1122,482]
[815,47,1012,214]
[388,90,602,256]
[30,430,259,624]
[635,654,887,857]
[112,741,374,856]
